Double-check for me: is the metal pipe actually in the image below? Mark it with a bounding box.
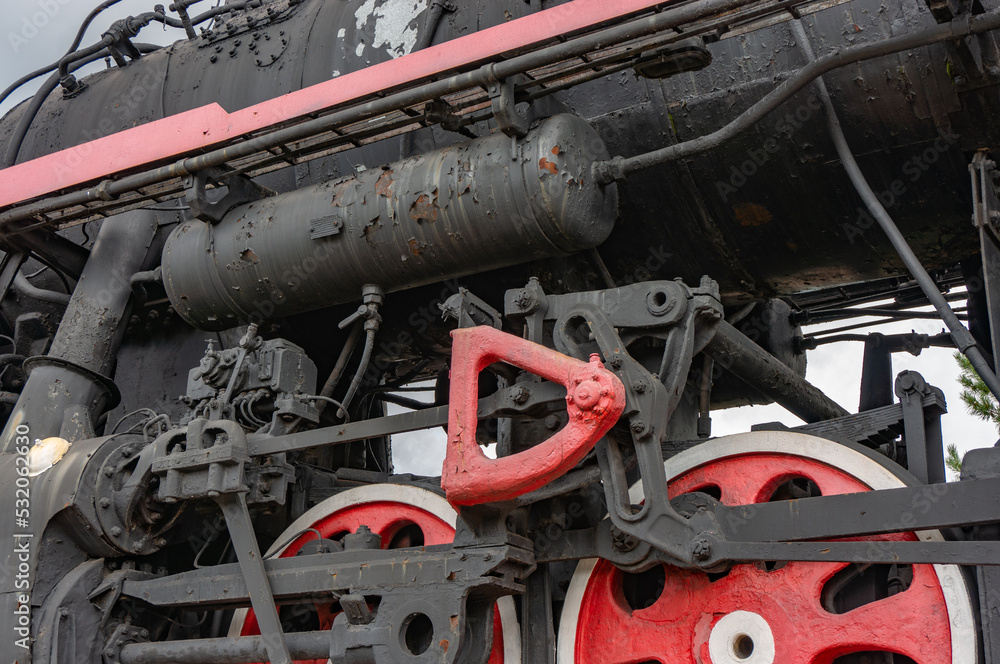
[13,272,70,305]
[57,36,114,82]
[1,42,162,168]
[593,10,1000,183]
[706,321,850,423]
[789,19,1000,400]
[339,328,376,419]
[118,630,330,664]
[317,321,363,411]
[0,0,762,231]
[0,211,159,451]
[129,266,162,308]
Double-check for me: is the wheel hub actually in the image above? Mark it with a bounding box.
[708,611,775,664]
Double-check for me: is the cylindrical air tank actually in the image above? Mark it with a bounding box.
[162,114,618,330]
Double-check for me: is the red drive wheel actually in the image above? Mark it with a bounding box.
[229,484,520,663]
[557,432,977,664]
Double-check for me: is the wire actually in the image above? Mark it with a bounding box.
[303,395,350,422]
[263,528,326,560]
[109,407,157,434]
[339,329,376,420]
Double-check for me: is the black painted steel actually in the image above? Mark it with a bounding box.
[118,631,330,664]
[0,212,159,452]
[705,320,849,423]
[161,114,617,330]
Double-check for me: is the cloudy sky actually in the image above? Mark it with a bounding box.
[3,0,995,478]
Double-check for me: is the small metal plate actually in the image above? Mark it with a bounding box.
[309,215,342,240]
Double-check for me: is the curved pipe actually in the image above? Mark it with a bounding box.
[129,266,162,308]
[13,273,70,306]
[2,42,162,168]
[791,18,1000,400]
[0,0,125,111]
[595,10,1000,182]
[338,328,376,419]
[57,36,114,81]
[69,0,125,54]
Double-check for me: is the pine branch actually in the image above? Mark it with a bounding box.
[945,443,963,476]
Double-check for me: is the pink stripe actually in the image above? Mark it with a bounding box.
[0,0,668,209]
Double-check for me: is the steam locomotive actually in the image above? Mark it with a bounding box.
[0,0,999,661]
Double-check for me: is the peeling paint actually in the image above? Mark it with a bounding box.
[27,437,71,477]
[539,157,559,175]
[355,0,426,59]
[409,188,439,223]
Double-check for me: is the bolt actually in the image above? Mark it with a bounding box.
[630,419,647,435]
[608,356,622,370]
[897,373,915,391]
[154,538,167,548]
[544,415,561,431]
[100,497,111,509]
[110,527,123,537]
[692,538,713,562]
[510,385,530,405]
[572,380,602,410]
[610,525,639,553]
[632,380,646,394]
[104,466,115,477]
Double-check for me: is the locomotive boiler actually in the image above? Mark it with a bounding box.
[1,0,1000,661]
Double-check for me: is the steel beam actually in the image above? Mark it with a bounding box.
[722,476,1000,542]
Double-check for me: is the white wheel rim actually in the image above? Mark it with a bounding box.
[228,484,522,663]
[557,431,978,663]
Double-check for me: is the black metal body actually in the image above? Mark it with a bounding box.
[4,0,1000,662]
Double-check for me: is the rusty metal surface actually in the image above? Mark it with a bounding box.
[162,114,617,330]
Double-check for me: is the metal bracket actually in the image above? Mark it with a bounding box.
[483,64,531,138]
[442,326,625,506]
[216,491,293,664]
[895,370,948,484]
[971,151,1000,369]
[184,169,275,224]
[440,287,503,329]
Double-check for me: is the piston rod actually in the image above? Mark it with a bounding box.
[118,631,329,664]
[705,321,849,423]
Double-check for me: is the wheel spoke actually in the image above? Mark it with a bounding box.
[559,437,972,664]
[803,563,953,663]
